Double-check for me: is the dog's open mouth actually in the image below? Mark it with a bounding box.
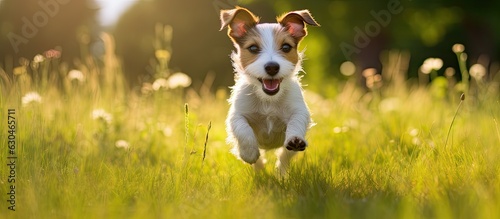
[258,78,282,95]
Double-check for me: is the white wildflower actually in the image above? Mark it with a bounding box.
[333,126,349,134]
[452,44,465,53]
[168,72,191,89]
[344,118,359,129]
[340,61,356,76]
[33,54,45,63]
[152,78,168,91]
[92,109,112,124]
[22,92,42,106]
[362,68,377,78]
[115,140,130,150]
[445,67,455,77]
[68,69,85,82]
[469,64,486,81]
[162,126,173,137]
[427,140,436,148]
[362,68,381,89]
[420,58,443,74]
[379,97,401,113]
[409,128,419,137]
[412,137,422,146]
[342,126,350,132]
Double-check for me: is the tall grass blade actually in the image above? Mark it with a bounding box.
[445,93,465,148]
[202,121,212,163]
[184,103,189,160]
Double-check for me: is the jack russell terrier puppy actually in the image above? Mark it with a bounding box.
[220,7,319,174]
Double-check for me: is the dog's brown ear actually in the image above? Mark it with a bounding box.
[220,7,260,39]
[278,10,320,42]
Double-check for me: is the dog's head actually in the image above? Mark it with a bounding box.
[220,7,319,98]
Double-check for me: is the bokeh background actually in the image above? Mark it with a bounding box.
[1,0,499,91]
[2,2,500,218]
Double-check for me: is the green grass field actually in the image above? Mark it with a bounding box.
[1,38,500,219]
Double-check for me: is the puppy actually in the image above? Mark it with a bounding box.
[220,7,319,174]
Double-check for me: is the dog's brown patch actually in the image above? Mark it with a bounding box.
[275,29,299,64]
[238,29,262,69]
[237,25,301,69]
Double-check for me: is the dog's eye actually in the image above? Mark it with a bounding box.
[247,45,260,54]
[281,43,292,53]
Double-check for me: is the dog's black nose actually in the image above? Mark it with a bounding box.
[264,62,280,76]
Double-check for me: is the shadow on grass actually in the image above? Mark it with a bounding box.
[249,154,405,218]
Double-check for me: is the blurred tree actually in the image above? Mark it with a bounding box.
[277,0,500,84]
[392,0,500,77]
[0,0,98,68]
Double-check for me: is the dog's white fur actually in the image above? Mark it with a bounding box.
[220,7,319,174]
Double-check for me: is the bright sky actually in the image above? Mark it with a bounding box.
[0,0,138,26]
[95,0,138,26]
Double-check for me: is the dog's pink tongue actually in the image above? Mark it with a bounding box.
[262,79,280,91]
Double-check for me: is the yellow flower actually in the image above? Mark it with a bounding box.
[155,49,171,61]
[13,66,26,75]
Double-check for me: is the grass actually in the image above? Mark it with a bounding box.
[1,34,500,218]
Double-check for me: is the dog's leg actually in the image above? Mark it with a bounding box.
[285,107,310,151]
[275,147,297,176]
[253,149,267,171]
[228,114,260,164]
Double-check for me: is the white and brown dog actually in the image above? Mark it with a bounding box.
[220,7,319,174]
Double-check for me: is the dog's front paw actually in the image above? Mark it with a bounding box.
[238,146,260,164]
[286,136,307,151]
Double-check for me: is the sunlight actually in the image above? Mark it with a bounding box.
[95,0,138,26]
[1,1,500,218]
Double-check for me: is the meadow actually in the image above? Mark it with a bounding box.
[1,33,500,219]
